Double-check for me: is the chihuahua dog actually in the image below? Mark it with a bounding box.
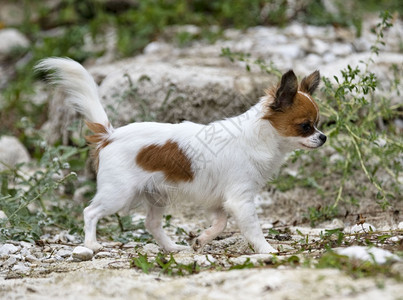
[36,58,326,254]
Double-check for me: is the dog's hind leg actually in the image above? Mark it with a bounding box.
[83,187,135,252]
[192,207,227,253]
[83,201,105,252]
[145,203,190,252]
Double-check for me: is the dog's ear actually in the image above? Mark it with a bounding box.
[271,70,298,111]
[300,70,320,95]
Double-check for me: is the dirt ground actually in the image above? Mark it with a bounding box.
[1,192,402,300]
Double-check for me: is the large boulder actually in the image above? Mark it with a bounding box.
[0,28,30,59]
[43,55,271,143]
[97,59,269,126]
[41,17,403,143]
[0,136,30,171]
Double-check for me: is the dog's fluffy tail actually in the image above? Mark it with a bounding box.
[35,57,110,128]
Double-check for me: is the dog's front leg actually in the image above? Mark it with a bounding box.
[224,194,277,254]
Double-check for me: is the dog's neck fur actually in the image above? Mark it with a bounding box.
[202,97,290,183]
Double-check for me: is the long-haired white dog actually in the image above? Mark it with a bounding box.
[36,58,326,253]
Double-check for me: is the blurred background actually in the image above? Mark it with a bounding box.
[0,0,402,245]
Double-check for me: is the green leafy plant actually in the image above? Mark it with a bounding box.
[319,12,401,209]
[229,258,255,270]
[0,119,86,242]
[222,12,402,215]
[131,252,200,276]
[305,205,339,227]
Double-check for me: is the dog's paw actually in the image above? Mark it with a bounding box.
[192,238,204,253]
[164,244,192,253]
[257,244,278,254]
[84,242,103,253]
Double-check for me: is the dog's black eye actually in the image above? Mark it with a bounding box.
[300,122,311,132]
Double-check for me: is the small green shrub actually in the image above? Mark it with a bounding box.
[131,252,200,276]
[0,119,86,242]
[222,12,402,215]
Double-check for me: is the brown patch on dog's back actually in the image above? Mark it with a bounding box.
[263,93,318,137]
[136,140,194,182]
[85,121,112,172]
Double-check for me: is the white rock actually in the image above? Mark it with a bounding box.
[101,241,122,248]
[229,254,273,266]
[331,43,353,56]
[12,262,30,274]
[57,248,73,258]
[267,44,302,59]
[353,37,372,52]
[12,253,22,260]
[323,52,336,63]
[172,253,216,267]
[283,22,305,37]
[20,241,33,249]
[46,55,270,143]
[0,210,7,219]
[72,246,94,261]
[2,256,17,267]
[94,251,113,259]
[0,136,30,171]
[122,241,137,249]
[0,243,20,257]
[325,219,344,229]
[329,153,343,163]
[306,25,335,40]
[398,222,403,230]
[304,53,322,69]
[20,248,31,256]
[194,254,216,267]
[350,223,376,234]
[336,246,401,264]
[42,257,56,263]
[25,255,40,263]
[261,223,274,230]
[142,243,160,255]
[390,236,402,242]
[311,39,330,55]
[0,29,30,58]
[143,41,173,55]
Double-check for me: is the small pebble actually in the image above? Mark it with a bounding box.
[20,241,33,249]
[350,223,376,234]
[43,246,52,252]
[72,246,94,261]
[12,262,30,274]
[20,248,31,256]
[336,246,400,264]
[3,256,17,267]
[0,210,7,219]
[94,251,113,259]
[102,241,122,248]
[25,255,40,263]
[142,243,160,255]
[229,254,273,266]
[122,241,137,249]
[57,248,73,258]
[0,243,20,257]
[390,236,402,242]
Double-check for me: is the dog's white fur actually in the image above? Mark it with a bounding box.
[36,58,325,254]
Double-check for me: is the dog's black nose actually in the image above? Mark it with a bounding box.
[319,134,327,143]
